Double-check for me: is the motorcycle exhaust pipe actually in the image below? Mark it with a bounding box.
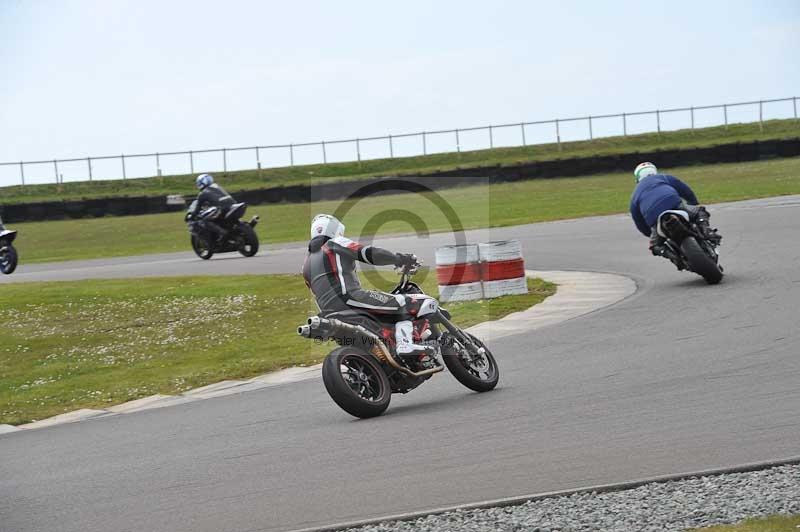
[304,316,442,378]
[297,325,311,337]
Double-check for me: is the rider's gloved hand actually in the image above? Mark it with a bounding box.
[394,253,419,269]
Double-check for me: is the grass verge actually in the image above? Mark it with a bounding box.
[12,156,800,263]
[690,515,800,531]
[2,119,798,204]
[0,274,555,425]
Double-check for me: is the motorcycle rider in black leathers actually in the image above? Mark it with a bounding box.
[191,174,235,244]
[302,214,432,359]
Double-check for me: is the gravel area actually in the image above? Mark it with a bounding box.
[347,464,799,532]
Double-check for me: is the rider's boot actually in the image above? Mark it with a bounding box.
[395,320,436,369]
[651,235,684,270]
[694,207,722,245]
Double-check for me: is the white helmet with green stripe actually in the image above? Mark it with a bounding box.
[634,162,658,182]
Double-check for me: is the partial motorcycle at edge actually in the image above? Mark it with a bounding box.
[0,217,18,275]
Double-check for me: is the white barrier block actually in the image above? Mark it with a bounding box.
[438,281,483,302]
[479,240,523,262]
[482,277,528,299]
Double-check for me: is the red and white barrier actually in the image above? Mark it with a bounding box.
[479,240,528,298]
[435,240,527,302]
[435,244,483,302]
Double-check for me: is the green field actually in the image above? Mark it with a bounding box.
[0,274,555,425]
[1,119,798,205]
[691,515,800,531]
[12,156,800,263]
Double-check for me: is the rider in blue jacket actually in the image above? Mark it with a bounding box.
[629,162,711,261]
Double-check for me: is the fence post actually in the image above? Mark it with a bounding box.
[488,126,494,149]
[455,129,461,152]
[19,162,25,186]
[289,144,294,167]
[422,132,427,155]
[388,135,394,158]
[356,138,361,163]
[189,151,194,174]
[223,148,227,172]
[322,141,327,164]
[758,100,763,132]
[156,152,161,176]
[88,157,92,181]
[656,110,661,134]
[121,155,126,180]
[255,147,262,175]
[520,123,526,146]
[588,116,593,140]
[622,113,627,136]
[555,120,561,151]
[794,96,798,120]
[690,107,695,130]
[723,105,728,129]
[53,160,58,184]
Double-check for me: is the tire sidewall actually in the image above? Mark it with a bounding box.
[237,223,259,257]
[322,347,391,418]
[191,234,214,260]
[442,333,499,392]
[0,244,17,274]
[680,236,723,284]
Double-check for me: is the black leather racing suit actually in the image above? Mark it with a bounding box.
[191,184,235,241]
[302,235,407,316]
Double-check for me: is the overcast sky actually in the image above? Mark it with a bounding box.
[1,0,798,184]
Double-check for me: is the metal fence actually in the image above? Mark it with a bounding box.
[2,96,798,186]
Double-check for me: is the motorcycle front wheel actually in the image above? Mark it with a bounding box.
[190,234,214,260]
[0,244,18,274]
[443,333,499,392]
[322,347,391,418]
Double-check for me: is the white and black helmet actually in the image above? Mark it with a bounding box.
[310,214,345,239]
[196,173,214,190]
[633,162,658,182]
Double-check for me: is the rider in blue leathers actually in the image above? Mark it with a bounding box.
[629,162,712,262]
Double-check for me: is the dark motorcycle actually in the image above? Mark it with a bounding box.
[298,262,500,418]
[0,220,18,275]
[185,200,260,260]
[657,208,723,284]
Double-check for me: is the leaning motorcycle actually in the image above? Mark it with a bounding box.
[656,208,723,284]
[185,200,260,260]
[0,219,18,275]
[298,262,500,418]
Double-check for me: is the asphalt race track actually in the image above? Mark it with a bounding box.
[2,196,799,532]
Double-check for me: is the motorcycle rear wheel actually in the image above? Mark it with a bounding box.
[191,234,214,260]
[237,223,259,257]
[681,236,723,285]
[0,244,18,274]
[322,347,391,418]
[443,333,499,392]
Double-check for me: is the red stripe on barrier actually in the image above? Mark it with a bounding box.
[436,263,481,285]
[481,258,525,281]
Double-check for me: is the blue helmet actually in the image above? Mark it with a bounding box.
[196,173,214,190]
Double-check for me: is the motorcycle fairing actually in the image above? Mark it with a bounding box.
[226,203,247,219]
[0,229,17,242]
